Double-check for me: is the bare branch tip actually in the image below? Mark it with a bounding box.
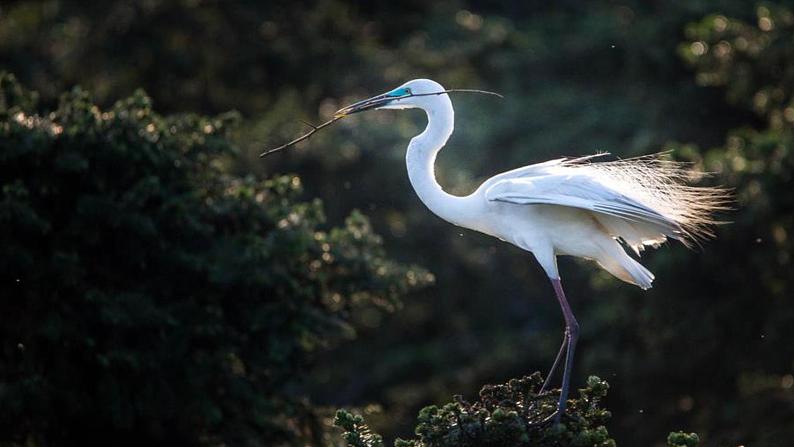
[299,119,318,130]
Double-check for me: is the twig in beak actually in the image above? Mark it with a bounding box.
[412,89,503,99]
[260,115,346,157]
[299,119,319,130]
[260,88,502,157]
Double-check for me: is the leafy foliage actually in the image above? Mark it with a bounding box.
[666,431,700,447]
[0,72,430,445]
[336,375,699,447]
[334,411,386,447]
[336,374,614,447]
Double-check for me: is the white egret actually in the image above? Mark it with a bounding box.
[328,79,728,422]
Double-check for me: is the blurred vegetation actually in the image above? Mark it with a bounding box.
[0,72,429,445]
[1,1,794,446]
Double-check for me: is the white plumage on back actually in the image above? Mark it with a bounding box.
[483,153,727,257]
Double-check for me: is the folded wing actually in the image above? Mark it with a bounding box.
[484,171,684,254]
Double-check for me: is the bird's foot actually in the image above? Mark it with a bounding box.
[527,386,578,426]
[526,411,559,428]
[527,410,576,428]
[526,405,578,428]
[526,387,558,411]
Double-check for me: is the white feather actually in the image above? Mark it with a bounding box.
[482,153,729,250]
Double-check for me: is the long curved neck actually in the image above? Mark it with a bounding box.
[406,98,471,226]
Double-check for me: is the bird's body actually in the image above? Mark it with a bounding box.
[332,78,728,422]
[395,80,719,289]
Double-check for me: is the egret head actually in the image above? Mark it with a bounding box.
[334,79,448,117]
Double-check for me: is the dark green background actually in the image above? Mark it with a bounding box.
[1,1,792,445]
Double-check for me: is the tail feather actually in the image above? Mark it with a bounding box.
[596,251,655,290]
[621,256,655,290]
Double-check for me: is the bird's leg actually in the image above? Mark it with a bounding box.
[551,278,579,423]
[540,335,567,394]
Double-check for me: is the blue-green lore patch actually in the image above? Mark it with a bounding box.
[387,87,412,97]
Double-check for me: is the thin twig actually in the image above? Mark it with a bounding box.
[411,88,503,99]
[259,115,345,157]
[299,119,318,130]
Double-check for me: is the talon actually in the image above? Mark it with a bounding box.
[526,410,561,427]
